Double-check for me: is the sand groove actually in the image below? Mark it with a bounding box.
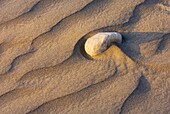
[0,0,144,97]
[0,0,94,74]
[0,0,41,25]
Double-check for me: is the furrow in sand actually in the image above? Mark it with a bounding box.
[0,0,94,74]
[122,0,163,28]
[0,0,41,25]
[0,0,144,98]
[0,45,138,114]
[28,62,140,114]
[1,0,96,75]
[0,55,116,114]
[119,76,149,114]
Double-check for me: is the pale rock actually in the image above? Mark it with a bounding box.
[85,32,122,56]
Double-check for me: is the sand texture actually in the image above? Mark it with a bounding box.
[0,0,170,114]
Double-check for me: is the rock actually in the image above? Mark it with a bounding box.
[84,32,122,56]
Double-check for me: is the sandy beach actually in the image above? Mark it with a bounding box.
[0,0,170,114]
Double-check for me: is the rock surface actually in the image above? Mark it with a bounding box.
[0,0,170,114]
[84,32,122,56]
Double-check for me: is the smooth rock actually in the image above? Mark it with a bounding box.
[85,32,122,56]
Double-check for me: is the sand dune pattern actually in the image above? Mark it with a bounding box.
[0,0,170,114]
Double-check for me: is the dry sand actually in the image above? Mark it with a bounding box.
[0,0,170,114]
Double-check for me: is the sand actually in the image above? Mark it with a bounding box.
[0,0,169,114]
